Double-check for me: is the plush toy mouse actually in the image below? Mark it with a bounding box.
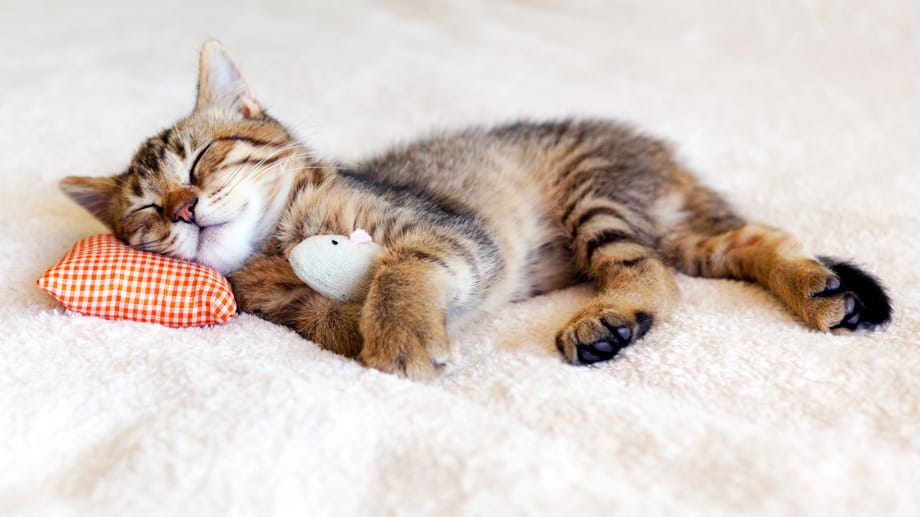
[288,229,384,302]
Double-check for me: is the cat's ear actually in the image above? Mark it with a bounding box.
[194,40,263,119]
[59,176,119,230]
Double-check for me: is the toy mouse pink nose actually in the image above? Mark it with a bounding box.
[173,198,198,224]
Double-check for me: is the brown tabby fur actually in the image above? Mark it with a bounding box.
[60,42,890,380]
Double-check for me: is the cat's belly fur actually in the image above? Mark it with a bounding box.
[364,137,581,305]
[520,234,580,298]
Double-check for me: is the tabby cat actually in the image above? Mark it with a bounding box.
[60,42,891,379]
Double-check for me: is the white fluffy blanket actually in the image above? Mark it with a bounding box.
[3,1,919,515]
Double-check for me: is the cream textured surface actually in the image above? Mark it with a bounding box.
[2,1,919,515]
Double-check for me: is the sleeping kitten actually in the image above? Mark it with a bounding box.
[60,42,891,379]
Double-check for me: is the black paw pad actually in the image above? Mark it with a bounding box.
[577,340,623,365]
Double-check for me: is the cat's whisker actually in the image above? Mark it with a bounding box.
[214,142,306,194]
[210,140,291,191]
[217,150,318,198]
[248,153,327,183]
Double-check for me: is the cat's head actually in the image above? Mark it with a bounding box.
[61,41,303,274]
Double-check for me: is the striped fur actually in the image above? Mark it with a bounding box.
[60,42,891,379]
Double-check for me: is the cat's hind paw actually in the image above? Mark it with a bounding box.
[818,257,892,332]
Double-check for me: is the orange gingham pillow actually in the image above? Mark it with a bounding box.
[37,234,237,327]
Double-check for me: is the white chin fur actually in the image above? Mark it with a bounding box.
[194,198,264,274]
[195,225,253,274]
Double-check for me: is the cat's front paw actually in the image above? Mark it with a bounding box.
[358,315,452,380]
[356,254,460,380]
[555,301,654,365]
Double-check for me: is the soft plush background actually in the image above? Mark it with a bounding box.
[2,1,919,515]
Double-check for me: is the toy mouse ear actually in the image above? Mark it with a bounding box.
[349,229,373,244]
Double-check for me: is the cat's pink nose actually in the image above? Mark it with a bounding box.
[173,197,198,224]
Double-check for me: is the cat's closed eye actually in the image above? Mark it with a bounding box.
[132,204,162,215]
[188,141,214,185]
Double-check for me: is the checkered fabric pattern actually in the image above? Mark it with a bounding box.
[37,234,237,327]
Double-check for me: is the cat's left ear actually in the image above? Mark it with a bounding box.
[59,176,119,230]
[194,40,263,119]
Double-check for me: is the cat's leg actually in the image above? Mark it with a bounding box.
[229,253,364,357]
[556,249,680,365]
[548,129,688,364]
[661,184,892,332]
[358,254,453,380]
[555,197,680,364]
[358,230,496,380]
